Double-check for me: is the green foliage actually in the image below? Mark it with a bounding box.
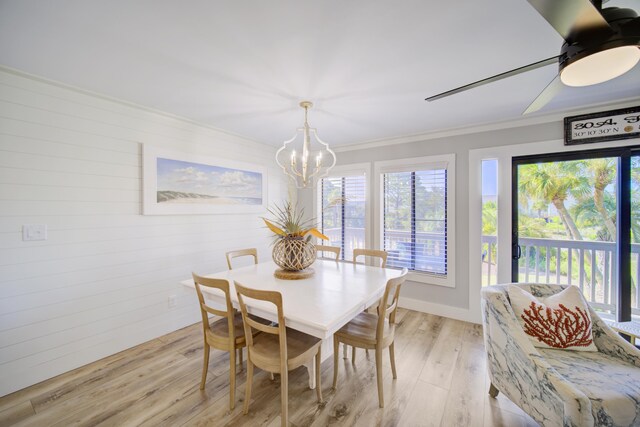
[485,157,640,300]
[321,180,342,229]
[518,216,549,238]
[572,194,616,241]
[320,177,366,232]
[384,171,446,233]
[515,157,640,244]
[482,201,497,236]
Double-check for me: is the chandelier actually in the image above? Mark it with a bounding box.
[275,101,336,189]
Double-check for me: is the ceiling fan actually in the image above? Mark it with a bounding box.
[426,0,640,114]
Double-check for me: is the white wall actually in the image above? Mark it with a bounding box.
[0,68,287,396]
[299,98,640,323]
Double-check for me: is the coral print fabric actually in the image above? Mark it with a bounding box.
[508,285,597,351]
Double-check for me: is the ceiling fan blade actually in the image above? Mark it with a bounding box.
[426,56,559,102]
[527,0,612,42]
[522,75,562,115]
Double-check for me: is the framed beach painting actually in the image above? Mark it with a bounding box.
[142,145,267,215]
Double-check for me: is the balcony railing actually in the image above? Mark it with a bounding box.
[322,227,446,271]
[321,229,638,314]
[482,235,640,315]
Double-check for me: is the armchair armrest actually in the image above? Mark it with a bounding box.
[589,308,640,368]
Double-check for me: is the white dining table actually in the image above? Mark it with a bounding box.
[180,258,403,388]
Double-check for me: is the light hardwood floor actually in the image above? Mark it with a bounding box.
[0,310,538,426]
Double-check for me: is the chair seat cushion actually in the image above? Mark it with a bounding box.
[335,312,395,346]
[541,348,640,426]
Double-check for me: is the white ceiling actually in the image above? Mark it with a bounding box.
[0,0,639,147]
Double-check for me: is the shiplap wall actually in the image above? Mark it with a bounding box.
[0,68,287,396]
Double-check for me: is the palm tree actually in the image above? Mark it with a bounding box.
[519,161,605,289]
[632,195,640,244]
[517,215,550,238]
[582,158,617,240]
[572,195,616,241]
[518,161,589,241]
[632,156,640,187]
[631,157,640,243]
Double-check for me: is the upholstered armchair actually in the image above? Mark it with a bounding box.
[482,284,640,427]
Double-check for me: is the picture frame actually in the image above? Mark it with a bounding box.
[142,145,268,215]
[564,106,640,146]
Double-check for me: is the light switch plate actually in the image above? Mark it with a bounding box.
[23,224,47,241]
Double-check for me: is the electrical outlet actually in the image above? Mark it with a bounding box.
[22,224,47,241]
[168,295,177,308]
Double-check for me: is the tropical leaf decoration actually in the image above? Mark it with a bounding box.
[262,201,328,241]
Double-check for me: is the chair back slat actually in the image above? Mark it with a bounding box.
[316,245,340,261]
[376,269,408,341]
[202,304,227,318]
[353,249,388,268]
[235,281,287,362]
[192,273,236,349]
[226,248,258,270]
[245,316,279,335]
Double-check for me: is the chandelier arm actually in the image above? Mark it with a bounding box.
[275,102,337,188]
[307,165,324,180]
[290,163,304,178]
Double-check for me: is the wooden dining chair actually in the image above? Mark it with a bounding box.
[226,248,258,270]
[353,248,388,267]
[348,248,389,358]
[332,268,408,408]
[192,273,263,410]
[315,244,340,261]
[235,282,323,427]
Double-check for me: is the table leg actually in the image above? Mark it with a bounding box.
[303,338,333,389]
[304,359,316,389]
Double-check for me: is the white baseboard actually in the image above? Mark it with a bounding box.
[399,296,481,324]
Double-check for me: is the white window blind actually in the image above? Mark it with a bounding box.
[319,175,366,261]
[382,169,447,275]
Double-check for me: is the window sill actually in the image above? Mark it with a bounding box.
[406,271,455,288]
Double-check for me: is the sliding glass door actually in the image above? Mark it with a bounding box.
[512,147,639,322]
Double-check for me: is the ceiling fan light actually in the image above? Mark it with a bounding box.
[560,45,640,87]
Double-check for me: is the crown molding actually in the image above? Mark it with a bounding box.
[4,64,638,156]
[334,96,640,153]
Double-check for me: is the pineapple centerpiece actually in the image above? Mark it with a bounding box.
[263,202,328,279]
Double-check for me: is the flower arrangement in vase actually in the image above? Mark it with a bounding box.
[263,202,328,278]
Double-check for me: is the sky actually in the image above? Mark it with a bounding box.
[156,158,262,198]
[482,159,497,196]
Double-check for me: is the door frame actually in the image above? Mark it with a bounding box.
[468,138,640,324]
[511,147,638,321]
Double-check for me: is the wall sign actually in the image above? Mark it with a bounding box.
[564,106,640,146]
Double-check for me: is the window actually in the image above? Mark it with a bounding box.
[318,172,367,261]
[482,159,498,286]
[376,154,455,287]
